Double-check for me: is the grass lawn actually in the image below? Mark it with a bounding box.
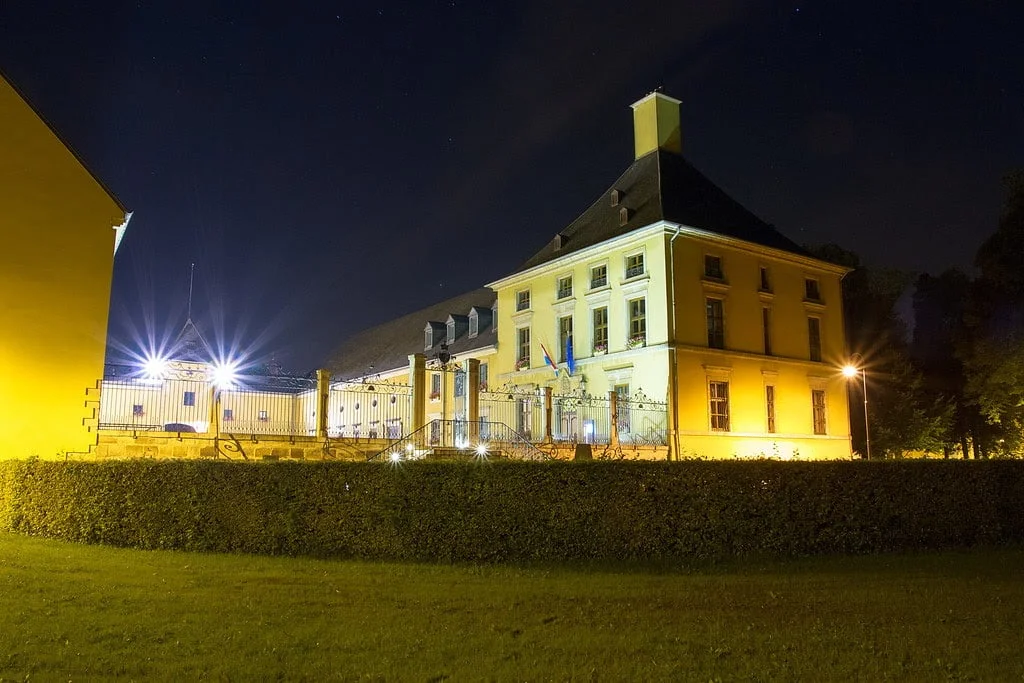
[1,534,1022,680]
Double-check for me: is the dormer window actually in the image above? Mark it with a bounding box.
[446,320,455,344]
[610,189,621,206]
[424,326,433,350]
[469,310,479,338]
[619,206,630,226]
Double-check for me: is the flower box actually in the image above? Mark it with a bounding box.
[515,358,531,371]
[592,343,607,356]
[429,391,441,401]
[627,335,646,350]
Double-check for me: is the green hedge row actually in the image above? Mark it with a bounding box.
[2,459,1023,562]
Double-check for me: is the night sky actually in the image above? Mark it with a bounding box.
[2,1,1021,373]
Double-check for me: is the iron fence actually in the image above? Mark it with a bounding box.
[618,394,669,445]
[551,393,613,444]
[372,419,548,462]
[479,389,545,442]
[98,377,213,431]
[328,381,413,439]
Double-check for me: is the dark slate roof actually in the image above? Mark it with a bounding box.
[516,150,809,273]
[325,287,497,381]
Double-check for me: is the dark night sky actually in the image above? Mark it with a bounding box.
[2,1,1021,373]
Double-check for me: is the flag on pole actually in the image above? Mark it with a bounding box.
[566,335,576,375]
[540,343,559,375]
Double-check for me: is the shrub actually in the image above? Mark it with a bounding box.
[1,459,1023,563]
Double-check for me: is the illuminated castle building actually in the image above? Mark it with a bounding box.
[327,93,852,460]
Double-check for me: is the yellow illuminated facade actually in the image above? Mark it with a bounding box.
[488,93,852,460]
[0,73,130,459]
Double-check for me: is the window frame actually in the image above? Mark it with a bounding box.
[516,289,531,312]
[556,275,573,300]
[592,306,609,351]
[812,388,827,435]
[704,254,724,280]
[709,381,730,432]
[706,297,725,349]
[590,264,608,289]
[808,316,822,362]
[183,391,196,407]
[628,297,646,342]
[805,278,821,301]
[766,384,777,434]
[516,326,531,365]
[558,315,573,363]
[762,306,772,356]
[624,252,645,279]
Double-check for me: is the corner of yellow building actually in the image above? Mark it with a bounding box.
[0,72,129,459]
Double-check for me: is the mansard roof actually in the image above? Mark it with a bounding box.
[325,287,496,381]
[515,150,809,274]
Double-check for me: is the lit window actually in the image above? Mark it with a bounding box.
[704,255,723,279]
[223,408,233,422]
[558,315,573,362]
[592,307,608,351]
[625,253,644,278]
[517,327,531,366]
[258,410,268,422]
[590,264,607,289]
[557,276,573,300]
[628,298,646,343]
[709,381,730,431]
[766,385,776,433]
[808,317,822,362]
[805,278,821,301]
[760,266,771,292]
[706,298,725,349]
[812,389,827,435]
[183,391,195,407]
[516,290,531,312]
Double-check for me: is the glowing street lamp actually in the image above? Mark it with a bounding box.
[842,354,871,460]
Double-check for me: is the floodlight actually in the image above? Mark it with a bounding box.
[142,355,169,380]
[212,360,239,389]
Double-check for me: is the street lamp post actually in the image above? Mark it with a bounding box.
[843,355,871,460]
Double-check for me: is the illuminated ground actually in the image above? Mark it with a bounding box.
[2,533,1022,680]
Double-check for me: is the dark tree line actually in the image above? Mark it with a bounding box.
[813,171,1024,458]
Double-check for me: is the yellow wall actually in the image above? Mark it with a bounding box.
[668,234,851,459]
[0,74,125,458]
[493,229,670,403]
[489,225,852,460]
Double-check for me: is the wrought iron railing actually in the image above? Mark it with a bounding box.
[370,419,548,462]
[618,393,669,446]
[479,388,545,442]
[328,381,413,439]
[552,393,612,444]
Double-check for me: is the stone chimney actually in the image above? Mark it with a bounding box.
[630,91,682,159]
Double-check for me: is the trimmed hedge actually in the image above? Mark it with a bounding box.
[1,459,1023,562]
